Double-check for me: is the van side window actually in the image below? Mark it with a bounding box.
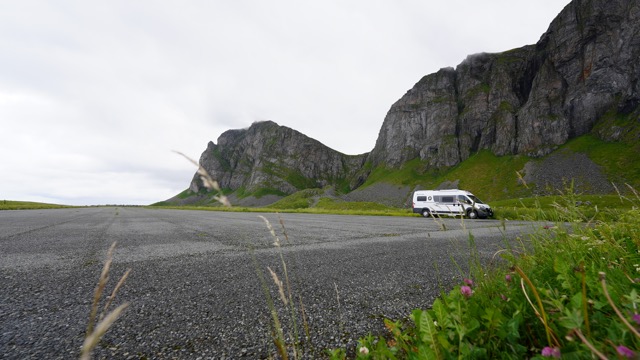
[433,196,441,202]
[441,196,454,203]
[458,195,471,204]
[417,196,427,201]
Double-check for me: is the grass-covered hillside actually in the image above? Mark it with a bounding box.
[358,134,640,203]
[0,200,71,210]
[160,133,640,211]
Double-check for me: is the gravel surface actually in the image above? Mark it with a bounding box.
[0,208,541,359]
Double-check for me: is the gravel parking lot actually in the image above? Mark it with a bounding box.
[0,207,541,359]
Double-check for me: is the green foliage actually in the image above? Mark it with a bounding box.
[443,151,531,201]
[493,193,639,222]
[361,158,435,189]
[592,108,640,144]
[355,133,640,206]
[341,191,640,359]
[252,188,287,199]
[463,83,491,100]
[315,198,395,211]
[0,200,71,210]
[270,189,323,209]
[176,189,194,199]
[359,151,532,203]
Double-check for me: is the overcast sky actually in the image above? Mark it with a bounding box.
[1,0,571,205]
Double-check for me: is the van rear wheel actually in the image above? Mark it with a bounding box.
[466,209,478,219]
[421,209,430,217]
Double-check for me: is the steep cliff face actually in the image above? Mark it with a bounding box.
[369,0,640,168]
[190,121,366,194]
[181,0,640,204]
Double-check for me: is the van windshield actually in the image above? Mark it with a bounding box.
[468,195,485,204]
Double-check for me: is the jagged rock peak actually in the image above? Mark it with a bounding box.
[190,120,367,195]
[370,0,640,169]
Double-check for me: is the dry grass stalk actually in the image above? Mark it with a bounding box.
[259,215,281,246]
[626,183,640,202]
[268,266,288,306]
[80,303,129,360]
[572,328,608,360]
[82,242,130,360]
[100,268,131,322]
[86,242,116,337]
[515,170,529,189]
[173,150,231,207]
[599,272,640,339]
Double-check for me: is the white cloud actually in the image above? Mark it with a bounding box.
[0,0,571,205]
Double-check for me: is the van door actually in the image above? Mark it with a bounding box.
[436,195,462,216]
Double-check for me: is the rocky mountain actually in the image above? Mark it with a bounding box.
[175,0,640,206]
[369,0,639,169]
[188,120,366,198]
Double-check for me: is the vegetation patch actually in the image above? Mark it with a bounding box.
[315,198,395,211]
[331,192,640,359]
[0,200,71,210]
[269,189,323,209]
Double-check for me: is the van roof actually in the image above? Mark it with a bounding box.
[415,189,467,192]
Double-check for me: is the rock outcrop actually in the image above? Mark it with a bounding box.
[181,0,640,203]
[369,0,640,169]
[189,120,366,194]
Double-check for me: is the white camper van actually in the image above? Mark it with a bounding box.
[412,189,493,219]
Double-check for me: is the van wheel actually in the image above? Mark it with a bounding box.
[421,209,430,217]
[466,209,478,219]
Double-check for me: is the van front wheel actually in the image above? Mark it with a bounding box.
[421,209,430,217]
[466,209,478,219]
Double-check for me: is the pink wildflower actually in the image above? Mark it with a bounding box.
[464,278,474,286]
[633,313,640,325]
[359,346,369,355]
[460,286,473,298]
[541,346,561,358]
[617,345,635,358]
[505,274,512,282]
[500,294,508,301]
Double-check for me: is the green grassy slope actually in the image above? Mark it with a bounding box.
[161,133,640,209]
[359,134,640,203]
[0,200,71,210]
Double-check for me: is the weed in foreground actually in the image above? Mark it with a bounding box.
[180,152,311,358]
[253,215,316,359]
[80,242,130,360]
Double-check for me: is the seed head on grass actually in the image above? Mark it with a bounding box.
[268,266,288,306]
[258,215,281,247]
[173,151,231,207]
[81,242,130,360]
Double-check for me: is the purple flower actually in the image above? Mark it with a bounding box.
[500,294,508,301]
[633,313,640,326]
[464,278,474,286]
[460,286,473,298]
[505,274,512,283]
[541,346,561,358]
[617,345,635,358]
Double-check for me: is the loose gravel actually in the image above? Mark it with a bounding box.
[0,207,541,359]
